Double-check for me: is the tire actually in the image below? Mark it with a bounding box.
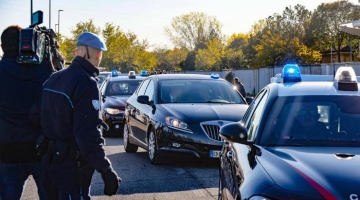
[123,122,138,153]
[148,129,161,165]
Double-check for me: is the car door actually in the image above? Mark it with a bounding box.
[224,89,269,196]
[127,79,150,146]
[137,79,155,144]
[99,78,109,120]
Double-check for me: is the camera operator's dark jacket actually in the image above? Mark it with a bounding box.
[30,56,111,171]
[0,54,53,163]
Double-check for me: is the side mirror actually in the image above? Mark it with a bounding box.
[245,97,254,105]
[137,95,151,105]
[219,122,250,144]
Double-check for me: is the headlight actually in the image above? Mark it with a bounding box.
[249,196,275,200]
[165,117,192,133]
[105,108,122,115]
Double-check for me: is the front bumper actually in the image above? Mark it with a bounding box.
[155,124,223,159]
[104,113,124,133]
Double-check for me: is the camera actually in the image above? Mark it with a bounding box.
[17,10,64,71]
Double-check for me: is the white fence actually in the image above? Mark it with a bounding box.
[181,62,360,96]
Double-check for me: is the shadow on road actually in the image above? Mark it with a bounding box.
[91,149,219,196]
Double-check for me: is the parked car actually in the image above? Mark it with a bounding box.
[99,71,146,136]
[123,74,249,164]
[218,65,360,200]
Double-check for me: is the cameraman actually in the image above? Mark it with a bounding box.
[0,25,54,199]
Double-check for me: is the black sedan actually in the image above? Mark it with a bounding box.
[99,72,145,136]
[123,74,249,164]
[218,65,360,199]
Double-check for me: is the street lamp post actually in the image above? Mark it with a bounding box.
[55,24,58,33]
[49,0,51,28]
[58,9,64,35]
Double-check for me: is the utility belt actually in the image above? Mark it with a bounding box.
[36,135,94,189]
[36,135,84,165]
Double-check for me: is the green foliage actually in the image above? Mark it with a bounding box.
[56,3,360,72]
[164,12,222,51]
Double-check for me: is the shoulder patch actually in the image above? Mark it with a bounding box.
[92,100,100,110]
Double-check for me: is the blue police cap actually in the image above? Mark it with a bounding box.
[76,32,107,51]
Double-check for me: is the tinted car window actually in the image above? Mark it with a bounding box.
[263,95,360,147]
[159,79,245,104]
[144,79,154,102]
[100,79,108,95]
[98,72,111,86]
[246,90,268,141]
[137,79,150,95]
[106,80,142,96]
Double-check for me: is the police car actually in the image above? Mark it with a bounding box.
[98,71,112,87]
[123,73,249,164]
[218,64,360,200]
[99,70,147,137]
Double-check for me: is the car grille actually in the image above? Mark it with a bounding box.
[202,124,222,141]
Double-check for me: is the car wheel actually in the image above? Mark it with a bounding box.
[148,129,161,165]
[123,122,138,153]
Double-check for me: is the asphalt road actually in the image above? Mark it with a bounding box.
[21,137,219,200]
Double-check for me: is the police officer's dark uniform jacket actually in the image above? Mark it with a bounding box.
[35,56,111,172]
[0,55,53,163]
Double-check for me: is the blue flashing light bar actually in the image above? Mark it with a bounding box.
[140,70,149,76]
[210,73,219,79]
[282,64,301,83]
[111,70,119,77]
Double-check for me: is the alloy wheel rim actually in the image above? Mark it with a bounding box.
[123,124,128,148]
[148,131,155,159]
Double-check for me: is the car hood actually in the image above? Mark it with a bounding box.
[104,96,130,108]
[259,146,360,199]
[159,104,248,123]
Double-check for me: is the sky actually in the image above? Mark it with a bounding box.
[0,0,358,55]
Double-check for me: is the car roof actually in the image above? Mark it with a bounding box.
[107,75,146,81]
[152,74,224,80]
[273,81,360,97]
[270,67,360,97]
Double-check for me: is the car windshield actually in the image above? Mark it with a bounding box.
[106,80,142,96]
[262,95,360,147]
[159,79,245,104]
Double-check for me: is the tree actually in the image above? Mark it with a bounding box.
[165,48,188,71]
[224,33,249,69]
[195,38,226,70]
[59,19,101,63]
[164,12,222,51]
[306,0,360,62]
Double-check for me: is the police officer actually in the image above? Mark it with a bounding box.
[31,32,121,199]
[0,25,54,200]
[233,77,246,98]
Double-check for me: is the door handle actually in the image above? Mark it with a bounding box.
[226,150,234,159]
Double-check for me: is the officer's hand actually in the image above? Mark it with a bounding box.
[101,168,121,196]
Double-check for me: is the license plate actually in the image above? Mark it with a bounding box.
[209,150,221,158]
